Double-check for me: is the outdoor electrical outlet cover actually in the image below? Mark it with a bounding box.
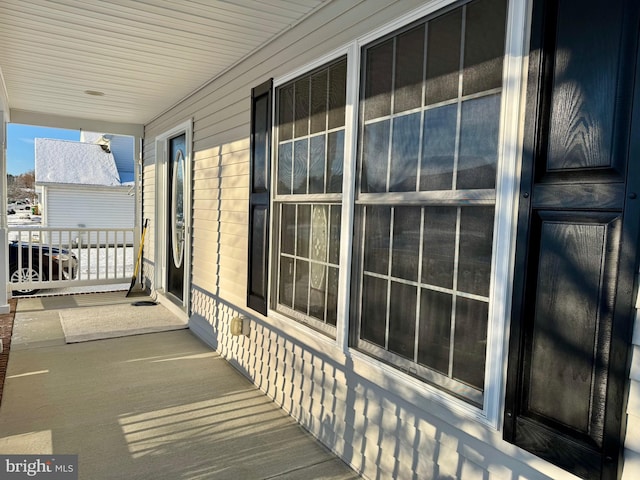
[230,316,249,336]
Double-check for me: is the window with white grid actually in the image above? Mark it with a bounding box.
[352,0,507,405]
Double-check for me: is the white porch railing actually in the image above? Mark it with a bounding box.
[7,226,137,293]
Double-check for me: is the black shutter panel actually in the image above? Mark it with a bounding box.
[247,79,273,315]
[504,1,640,479]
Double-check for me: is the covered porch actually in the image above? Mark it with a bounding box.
[0,0,330,311]
[0,1,361,478]
[0,291,358,479]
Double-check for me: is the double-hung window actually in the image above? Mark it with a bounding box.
[257,0,510,407]
[351,0,507,405]
[272,58,348,336]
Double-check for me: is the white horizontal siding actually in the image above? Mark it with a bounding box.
[142,1,619,480]
[625,309,640,480]
[45,185,134,229]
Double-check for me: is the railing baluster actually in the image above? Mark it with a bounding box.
[8,226,135,292]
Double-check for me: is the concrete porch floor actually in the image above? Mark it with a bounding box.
[0,292,359,480]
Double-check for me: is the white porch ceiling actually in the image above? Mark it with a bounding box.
[0,0,329,128]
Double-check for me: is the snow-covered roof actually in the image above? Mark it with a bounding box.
[35,138,121,186]
[79,131,103,143]
[80,131,135,183]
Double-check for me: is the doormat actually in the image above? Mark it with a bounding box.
[59,302,187,343]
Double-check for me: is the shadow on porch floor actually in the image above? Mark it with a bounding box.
[0,292,359,480]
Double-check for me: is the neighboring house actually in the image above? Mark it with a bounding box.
[139,1,640,479]
[35,135,135,244]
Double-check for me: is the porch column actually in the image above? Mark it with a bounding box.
[0,112,9,319]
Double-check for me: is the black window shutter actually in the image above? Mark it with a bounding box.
[247,78,273,315]
[504,1,640,479]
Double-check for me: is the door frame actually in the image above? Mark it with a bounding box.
[154,119,193,313]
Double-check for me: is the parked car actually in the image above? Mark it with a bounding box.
[8,241,78,295]
[8,200,32,213]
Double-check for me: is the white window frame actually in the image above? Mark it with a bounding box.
[270,46,356,341]
[269,0,530,428]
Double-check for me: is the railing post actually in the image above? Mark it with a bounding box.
[0,113,10,321]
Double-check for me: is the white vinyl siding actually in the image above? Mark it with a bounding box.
[141,1,633,479]
[624,308,640,480]
[44,186,134,229]
[39,185,135,246]
[144,0,428,303]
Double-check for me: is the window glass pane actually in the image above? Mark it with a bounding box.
[279,85,294,142]
[422,207,456,288]
[296,204,311,258]
[277,142,292,195]
[418,289,452,374]
[362,120,390,193]
[309,135,326,194]
[364,206,391,275]
[279,256,294,307]
[293,139,309,194]
[395,26,425,113]
[389,281,417,359]
[328,205,341,265]
[274,59,345,332]
[327,130,344,193]
[425,9,462,105]
[326,266,339,326]
[392,207,421,281]
[463,0,507,96]
[309,263,326,321]
[421,104,457,191]
[458,207,494,297]
[280,204,296,255]
[354,0,506,403]
[328,60,347,129]
[310,71,328,134]
[364,40,393,121]
[294,259,310,314]
[390,113,421,192]
[452,297,488,390]
[362,275,388,347]
[458,94,500,189]
[311,205,328,264]
[294,78,310,138]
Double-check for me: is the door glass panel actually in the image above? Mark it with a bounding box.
[171,149,185,268]
[167,133,186,302]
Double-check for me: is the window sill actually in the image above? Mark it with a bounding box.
[267,308,343,356]
[347,348,498,430]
